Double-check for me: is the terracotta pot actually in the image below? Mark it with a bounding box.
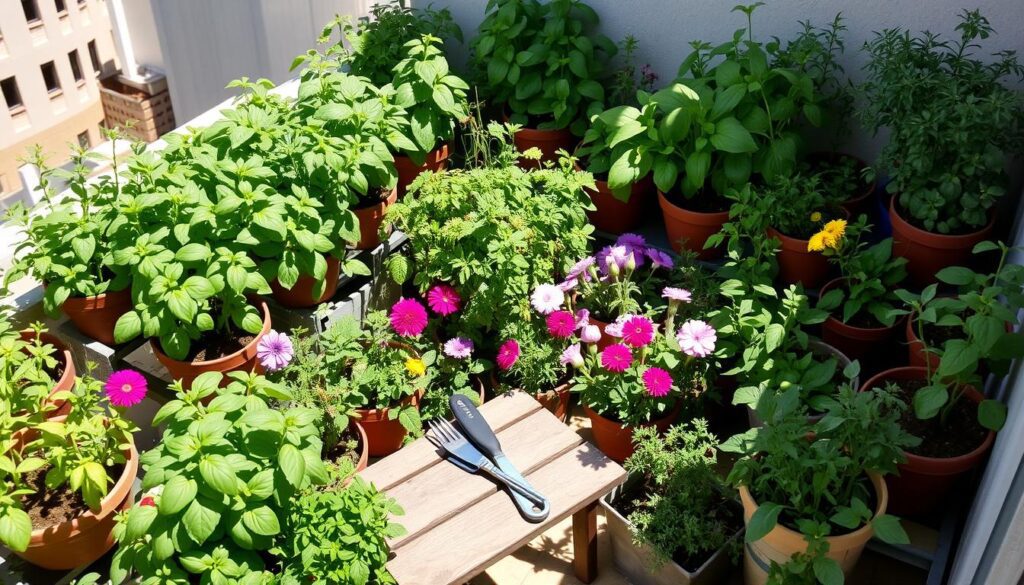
[889,198,993,286]
[513,125,577,169]
[584,402,680,463]
[355,390,423,457]
[767,227,831,288]
[151,300,272,388]
[658,191,729,260]
[18,330,75,418]
[16,429,138,570]
[352,421,370,473]
[352,188,398,250]
[905,317,940,370]
[535,382,572,423]
[582,171,654,235]
[819,278,904,362]
[808,152,873,218]
[861,367,994,517]
[270,254,341,308]
[60,288,132,345]
[739,472,886,585]
[394,144,450,198]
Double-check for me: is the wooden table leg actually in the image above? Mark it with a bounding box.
[572,501,598,583]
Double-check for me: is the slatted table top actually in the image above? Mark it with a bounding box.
[359,392,626,585]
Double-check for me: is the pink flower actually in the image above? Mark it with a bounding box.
[567,256,596,281]
[600,343,633,373]
[642,367,673,397]
[497,339,520,370]
[139,496,157,507]
[546,310,576,338]
[662,287,692,303]
[390,298,429,337]
[531,284,565,314]
[257,330,294,372]
[444,337,474,359]
[574,308,591,329]
[676,320,717,358]
[603,314,632,338]
[104,369,148,407]
[621,315,655,348]
[581,324,602,344]
[427,284,461,316]
[646,248,674,270]
[560,343,584,368]
[558,278,578,292]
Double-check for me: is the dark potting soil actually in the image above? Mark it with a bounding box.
[922,321,962,350]
[613,481,743,572]
[891,379,989,458]
[834,308,887,329]
[664,187,730,214]
[187,332,257,363]
[353,186,392,210]
[324,427,362,467]
[22,464,125,529]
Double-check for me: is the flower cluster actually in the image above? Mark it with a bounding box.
[807,219,847,252]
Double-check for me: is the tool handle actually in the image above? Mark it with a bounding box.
[449,395,503,457]
[481,464,547,507]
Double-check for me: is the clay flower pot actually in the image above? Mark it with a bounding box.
[353,421,370,473]
[60,288,132,345]
[808,152,873,218]
[535,382,572,423]
[151,300,272,388]
[819,278,905,362]
[860,367,995,517]
[584,402,680,463]
[16,434,139,570]
[889,198,993,286]
[767,227,831,288]
[587,316,617,351]
[18,330,76,418]
[739,472,886,585]
[658,191,729,260]
[270,254,341,308]
[582,170,654,235]
[393,144,450,198]
[355,390,423,457]
[352,188,399,250]
[513,126,577,169]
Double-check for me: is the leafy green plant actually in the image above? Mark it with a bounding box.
[472,0,615,134]
[860,9,1024,233]
[608,35,659,109]
[759,173,842,239]
[0,321,61,419]
[623,420,739,569]
[722,384,917,585]
[0,372,137,552]
[276,472,406,584]
[112,371,326,583]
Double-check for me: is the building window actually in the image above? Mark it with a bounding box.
[1,77,23,110]
[87,40,100,72]
[21,0,41,23]
[68,50,84,82]
[77,131,90,148]
[55,0,66,13]
[41,61,61,94]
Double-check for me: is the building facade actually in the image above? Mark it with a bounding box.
[0,0,120,201]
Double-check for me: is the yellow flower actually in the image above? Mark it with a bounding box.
[823,219,847,240]
[810,211,823,223]
[405,358,426,377]
[807,231,827,252]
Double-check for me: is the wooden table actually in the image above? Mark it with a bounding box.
[360,392,627,585]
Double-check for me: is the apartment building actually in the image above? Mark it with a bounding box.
[0,0,120,201]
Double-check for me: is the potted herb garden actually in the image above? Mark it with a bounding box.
[1,320,76,419]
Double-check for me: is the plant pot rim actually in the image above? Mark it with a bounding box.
[19,330,75,408]
[150,299,271,366]
[352,187,398,213]
[860,366,996,466]
[889,197,994,246]
[820,277,906,335]
[657,190,730,221]
[352,420,370,472]
[582,400,680,427]
[501,109,573,138]
[738,471,886,548]
[393,142,451,161]
[61,287,132,307]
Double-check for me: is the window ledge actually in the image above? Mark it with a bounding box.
[27,19,44,30]
[47,88,64,99]
[8,104,26,116]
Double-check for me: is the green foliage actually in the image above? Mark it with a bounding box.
[112,371,326,584]
[624,420,738,569]
[497,318,567,394]
[472,0,616,134]
[607,35,659,109]
[420,347,488,423]
[758,173,841,239]
[0,321,60,418]
[860,10,1024,233]
[276,473,406,584]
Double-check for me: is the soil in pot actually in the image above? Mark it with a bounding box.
[21,463,125,529]
[658,188,730,260]
[888,379,989,459]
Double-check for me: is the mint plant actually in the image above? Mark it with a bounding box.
[0,321,61,418]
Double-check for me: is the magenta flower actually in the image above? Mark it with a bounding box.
[497,339,520,370]
[600,343,633,373]
[427,284,461,316]
[646,248,675,270]
[574,308,591,329]
[662,287,692,303]
[560,343,584,368]
[676,320,717,358]
[443,337,474,359]
[257,330,293,372]
[642,367,673,397]
[581,324,602,344]
[621,315,655,348]
[546,310,576,339]
[104,369,148,407]
[390,298,429,337]
[531,284,565,315]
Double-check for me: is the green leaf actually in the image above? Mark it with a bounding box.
[978,399,1007,431]
[199,455,239,495]
[937,340,978,378]
[812,556,844,585]
[242,505,281,536]
[745,502,783,542]
[176,243,212,262]
[167,289,198,322]
[913,384,948,419]
[159,474,198,515]
[182,498,220,545]
[182,276,215,300]
[113,311,142,344]
[764,323,785,354]
[0,508,32,552]
[72,236,96,262]
[872,514,910,545]
[935,266,975,286]
[125,505,159,541]
[972,241,999,254]
[278,444,306,487]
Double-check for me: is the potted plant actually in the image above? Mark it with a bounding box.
[112,370,326,583]
[0,370,142,569]
[721,384,916,584]
[812,219,908,364]
[575,36,659,233]
[1,320,76,419]
[419,330,489,424]
[492,318,574,422]
[602,420,742,585]
[860,10,1024,284]
[4,132,139,345]
[276,472,406,584]
[472,0,615,166]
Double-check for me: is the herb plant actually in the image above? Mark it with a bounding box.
[860,10,1024,233]
[0,321,61,418]
[761,174,842,239]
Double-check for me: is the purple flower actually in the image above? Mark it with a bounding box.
[597,245,632,275]
[662,287,692,303]
[574,308,591,329]
[257,330,293,372]
[443,337,474,359]
[646,248,675,270]
[676,320,717,358]
[558,278,578,292]
[616,233,647,248]
[567,256,596,281]
[560,343,585,368]
[531,284,564,315]
[603,314,633,338]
